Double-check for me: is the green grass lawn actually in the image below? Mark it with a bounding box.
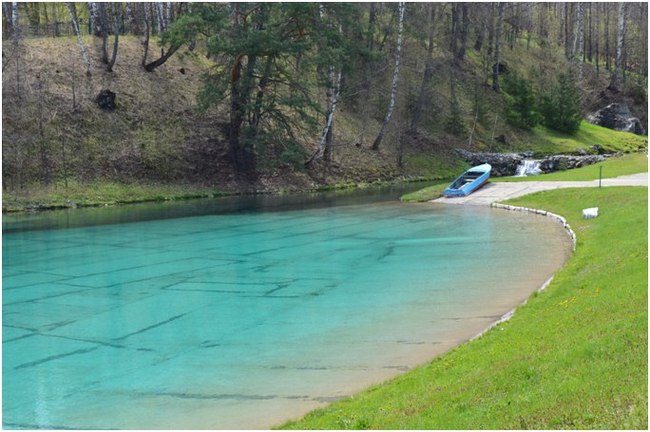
[281,186,648,429]
[496,152,648,182]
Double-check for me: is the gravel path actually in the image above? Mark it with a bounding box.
[432,172,648,206]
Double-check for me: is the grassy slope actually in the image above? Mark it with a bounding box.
[282,186,648,430]
[525,122,648,155]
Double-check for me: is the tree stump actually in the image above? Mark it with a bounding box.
[95,89,116,111]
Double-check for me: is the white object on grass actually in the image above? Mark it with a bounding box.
[582,207,599,219]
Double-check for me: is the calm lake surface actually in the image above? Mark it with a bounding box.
[3,186,572,429]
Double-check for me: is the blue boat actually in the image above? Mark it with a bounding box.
[443,163,492,197]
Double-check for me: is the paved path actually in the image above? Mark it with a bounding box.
[433,172,648,206]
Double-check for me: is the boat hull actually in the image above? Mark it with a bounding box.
[443,163,492,197]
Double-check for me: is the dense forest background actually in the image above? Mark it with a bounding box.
[2,2,648,192]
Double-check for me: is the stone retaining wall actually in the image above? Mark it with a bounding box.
[491,202,577,251]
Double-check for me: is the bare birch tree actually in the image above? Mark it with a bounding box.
[11,1,19,39]
[141,2,151,67]
[571,2,584,79]
[306,69,342,166]
[67,3,92,77]
[306,6,343,166]
[371,1,405,151]
[609,2,626,90]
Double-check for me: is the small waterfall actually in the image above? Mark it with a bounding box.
[515,159,542,177]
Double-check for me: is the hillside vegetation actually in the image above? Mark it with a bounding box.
[2,3,647,208]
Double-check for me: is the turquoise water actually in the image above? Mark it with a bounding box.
[3,196,572,429]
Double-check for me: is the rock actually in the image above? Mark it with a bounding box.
[582,207,599,219]
[591,144,606,154]
[95,89,116,111]
[586,103,645,135]
[492,62,508,75]
[456,149,522,176]
[458,149,610,177]
[539,154,606,172]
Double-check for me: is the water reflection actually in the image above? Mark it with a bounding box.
[3,182,437,233]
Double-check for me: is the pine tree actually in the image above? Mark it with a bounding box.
[539,71,582,133]
[503,73,539,130]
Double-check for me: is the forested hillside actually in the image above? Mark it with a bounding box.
[2,2,647,194]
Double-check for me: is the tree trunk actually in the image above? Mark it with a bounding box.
[474,4,486,51]
[492,2,503,92]
[306,69,342,166]
[450,3,459,59]
[66,2,92,77]
[227,4,266,172]
[609,2,626,90]
[564,3,570,58]
[587,3,593,62]
[41,3,49,35]
[143,43,180,71]
[106,4,120,73]
[88,2,99,35]
[486,3,494,56]
[605,4,610,71]
[367,2,376,51]
[571,2,584,80]
[595,3,600,74]
[411,3,436,130]
[11,1,20,40]
[97,2,109,63]
[155,2,164,34]
[141,2,151,67]
[454,3,469,64]
[50,3,59,37]
[2,3,12,36]
[371,1,405,151]
[252,55,274,131]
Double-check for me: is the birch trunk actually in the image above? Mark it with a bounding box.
[88,2,99,35]
[605,4,610,71]
[371,1,405,151]
[142,3,150,67]
[156,2,164,34]
[306,69,342,166]
[571,2,584,80]
[67,2,92,77]
[11,1,19,39]
[306,7,343,166]
[609,3,626,90]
